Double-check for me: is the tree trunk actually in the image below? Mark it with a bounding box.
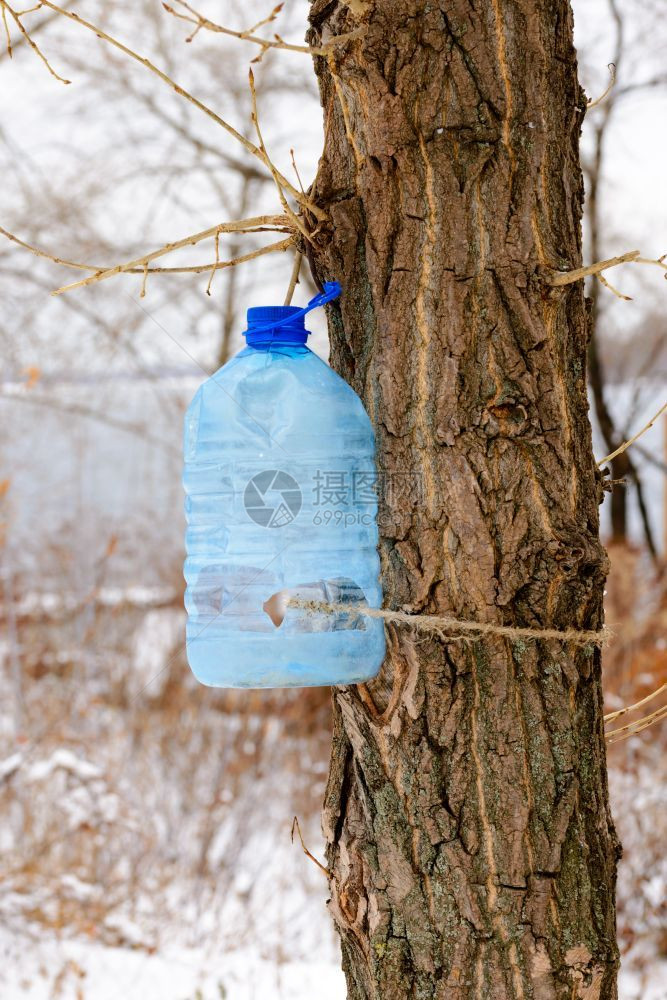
[307,1,620,997]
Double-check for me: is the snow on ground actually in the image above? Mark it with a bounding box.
[0,927,346,1000]
[0,926,665,999]
[619,957,667,1000]
[1,595,665,997]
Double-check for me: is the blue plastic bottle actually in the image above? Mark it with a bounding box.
[183,283,385,688]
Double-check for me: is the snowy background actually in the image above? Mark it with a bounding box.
[0,1,666,997]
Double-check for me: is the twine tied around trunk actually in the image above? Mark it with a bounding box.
[287,599,609,647]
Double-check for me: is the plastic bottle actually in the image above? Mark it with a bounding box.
[183,283,385,688]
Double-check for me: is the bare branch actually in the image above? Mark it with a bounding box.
[635,253,667,274]
[248,68,313,244]
[284,250,302,305]
[163,0,364,58]
[143,237,295,275]
[291,816,330,878]
[587,62,616,109]
[50,216,292,294]
[0,224,98,271]
[34,0,326,220]
[0,3,69,62]
[205,229,220,297]
[596,400,667,467]
[0,225,293,279]
[604,681,667,724]
[548,250,667,290]
[596,269,632,301]
[118,85,270,186]
[1,2,12,56]
[606,702,667,743]
[547,250,640,285]
[290,148,307,195]
[244,3,284,35]
[0,0,70,82]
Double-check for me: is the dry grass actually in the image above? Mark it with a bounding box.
[0,589,332,957]
[0,540,665,977]
[603,543,667,972]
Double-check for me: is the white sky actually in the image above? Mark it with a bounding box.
[0,0,664,556]
[0,0,664,361]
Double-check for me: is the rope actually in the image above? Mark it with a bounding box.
[287,599,609,647]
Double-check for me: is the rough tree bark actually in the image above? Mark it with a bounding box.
[307,2,620,997]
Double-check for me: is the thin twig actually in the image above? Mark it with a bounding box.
[205,229,220,296]
[0,0,64,61]
[0,224,292,275]
[284,251,302,305]
[249,68,312,244]
[596,399,667,466]
[245,4,284,35]
[290,148,306,195]
[635,253,667,274]
[291,816,330,878]
[587,62,616,109]
[0,0,72,84]
[163,0,364,58]
[0,224,97,271]
[0,0,70,81]
[604,681,667,724]
[547,250,640,285]
[606,702,667,743]
[597,269,631,300]
[51,216,291,294]
[141,237,295,274]
[35,0,326,220]
[547,249,667,292]
[1,2,12,56]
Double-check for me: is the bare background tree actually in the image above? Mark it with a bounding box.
[580,0,667,555]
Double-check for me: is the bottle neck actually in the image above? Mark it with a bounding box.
[245,329,308,349]
[243,340,309,355]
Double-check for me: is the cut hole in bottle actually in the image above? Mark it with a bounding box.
[263,589,290,627]
[263,578,368,631]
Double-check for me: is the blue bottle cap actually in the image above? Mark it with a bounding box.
[245,306,307,347]
[243,281,342,348]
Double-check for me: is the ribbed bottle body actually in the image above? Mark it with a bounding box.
[183,343,385,687]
